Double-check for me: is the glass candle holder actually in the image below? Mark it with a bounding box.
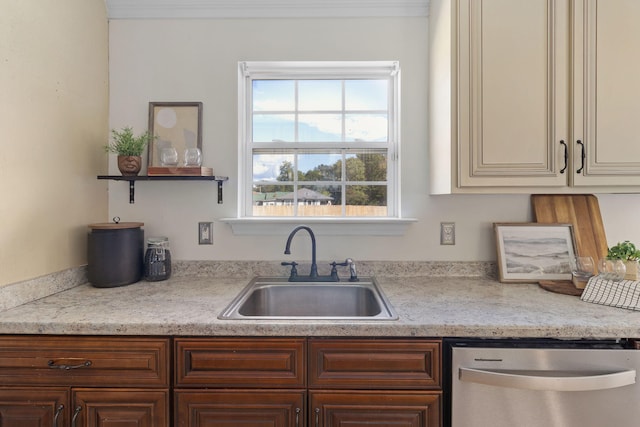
[160,147,178,166]
[183,147,202,167]
[597,258,626,282]
[571,256,595,289]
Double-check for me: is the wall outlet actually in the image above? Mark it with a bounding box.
[198,222,213,245]
[440,222,455,245]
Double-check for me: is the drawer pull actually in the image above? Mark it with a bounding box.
[53,404,64,427]
[295,407,301,427]
[48,360,92,370]
[71,405,82,427]
[314,407,320,427]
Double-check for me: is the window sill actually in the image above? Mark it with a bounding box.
[220,217,416,236]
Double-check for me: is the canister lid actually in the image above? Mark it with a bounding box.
[88,222,144,230]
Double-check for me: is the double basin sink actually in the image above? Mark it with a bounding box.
[219,277,398,320]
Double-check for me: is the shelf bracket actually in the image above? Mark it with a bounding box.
[129,180,136,204]
[218,181,223,204]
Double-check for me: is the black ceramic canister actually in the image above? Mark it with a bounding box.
[87,221,144,288]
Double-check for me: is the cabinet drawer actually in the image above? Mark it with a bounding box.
[175,338,306,388]
[0,336,170,387]
[309,338,440,389]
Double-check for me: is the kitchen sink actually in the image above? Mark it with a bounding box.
[218,277,398,320]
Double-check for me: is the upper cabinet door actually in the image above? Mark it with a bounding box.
[457,0,570,188]
[572,0,640,186]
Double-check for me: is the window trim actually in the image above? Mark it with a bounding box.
[237,61,402,220]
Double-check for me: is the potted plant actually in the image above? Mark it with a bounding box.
[607,240,640,280]
[104,127,154,176]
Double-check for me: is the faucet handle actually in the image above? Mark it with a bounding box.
[329,262,340,281]
[281,261,298,280]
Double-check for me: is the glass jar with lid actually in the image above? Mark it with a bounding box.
[144,237,172,281]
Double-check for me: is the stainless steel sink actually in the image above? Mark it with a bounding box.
[218,277,398,320]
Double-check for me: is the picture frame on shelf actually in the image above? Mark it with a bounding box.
[494,222,577,283]
[148,102,203,168]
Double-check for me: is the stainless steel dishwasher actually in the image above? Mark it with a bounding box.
[445,338,640,427]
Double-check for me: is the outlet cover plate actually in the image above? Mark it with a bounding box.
[440,222,455,245]
[199,222,213,245]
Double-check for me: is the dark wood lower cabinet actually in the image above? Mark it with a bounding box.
[174,390,305,427]
[174,337,443,427]
[174,390,441,427]
[0,388,68,426]
[310,391,441,427]
[0,336,171,427]
[0,336,443,426]
[0,387,168,427]
[74,388,169,427]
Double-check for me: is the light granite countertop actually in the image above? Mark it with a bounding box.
[1,261,639,338]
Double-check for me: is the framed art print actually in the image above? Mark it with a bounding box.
[148,102,202,167]
[494,222,577,283]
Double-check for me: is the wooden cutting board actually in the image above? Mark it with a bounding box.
[531,194,608,267]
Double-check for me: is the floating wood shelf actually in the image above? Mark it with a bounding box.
[97,175,229,204]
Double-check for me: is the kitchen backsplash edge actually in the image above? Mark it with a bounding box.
[0,266,88,312]
[172,260,497,279]
[1,261,496,312]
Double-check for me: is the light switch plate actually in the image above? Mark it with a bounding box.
[440,222,455,245]
[198,222,213,245]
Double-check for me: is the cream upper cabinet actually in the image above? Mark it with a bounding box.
[429,0,640,194]
[572,0,640,187]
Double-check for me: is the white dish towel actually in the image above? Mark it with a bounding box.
[581,276,640,311]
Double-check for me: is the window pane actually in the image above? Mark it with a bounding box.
[252,185,295,217]
[345,114,388,142]
[253,153,295,181]
[299,80,342,111]
[297,185,341,217]
[345,151,387,181]
[298,113,342,142]
[253,114,295,142]
[345,79,388,110]
[298,152,342,181]
[253,80,295,111]
[346,185,387,217]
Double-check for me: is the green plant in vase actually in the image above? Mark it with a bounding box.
[104,127,154,176]
[607,240,640,280]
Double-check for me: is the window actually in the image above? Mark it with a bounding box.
[238,61,400,219]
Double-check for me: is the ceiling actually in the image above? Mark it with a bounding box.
[105,0,430,19]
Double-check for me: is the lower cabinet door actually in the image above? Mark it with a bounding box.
[309,391,441,427]
[175,389,305,427]
[72,388,169,427]
[0,387,68,426]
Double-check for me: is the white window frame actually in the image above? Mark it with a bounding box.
[237,61,402,221]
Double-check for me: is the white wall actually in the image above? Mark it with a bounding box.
[108,17,640,264]
[1,0,109,286]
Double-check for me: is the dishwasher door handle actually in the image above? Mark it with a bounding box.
[459,367,636,392]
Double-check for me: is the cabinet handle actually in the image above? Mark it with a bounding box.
[295,407,301,427]
[459,366,635,391]
[576,140,585,173]
[48,360,92,370]
[315,408,320,427]
[559,140,568,174]
[53,404,64,427]
[71,405,82,427]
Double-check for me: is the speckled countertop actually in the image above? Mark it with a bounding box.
[1,261,639,338]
